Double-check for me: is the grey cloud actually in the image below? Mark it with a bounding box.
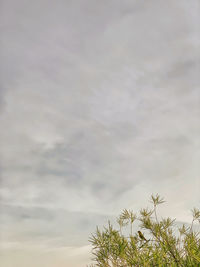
[0,0,200,266]
[0,203,115,247]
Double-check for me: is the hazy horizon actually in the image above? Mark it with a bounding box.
[0,0,200,266]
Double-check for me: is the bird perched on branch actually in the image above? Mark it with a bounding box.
[138,231,147,241]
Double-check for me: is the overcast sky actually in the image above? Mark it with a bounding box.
[0,0,200,266]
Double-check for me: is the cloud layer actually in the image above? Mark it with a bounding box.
[0,0,199,266]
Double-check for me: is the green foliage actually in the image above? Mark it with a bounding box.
[88,194,200,267]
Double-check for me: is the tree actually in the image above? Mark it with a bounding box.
[88,194,200,266]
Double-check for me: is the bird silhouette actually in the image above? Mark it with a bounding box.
[138,231,147,241]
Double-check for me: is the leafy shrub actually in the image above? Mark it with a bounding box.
[88,194,200,266]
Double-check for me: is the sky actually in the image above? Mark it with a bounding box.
[0,0,200,266]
